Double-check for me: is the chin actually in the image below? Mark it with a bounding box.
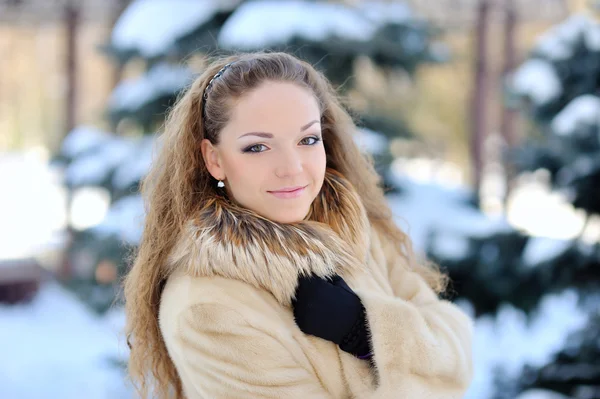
[267,206,310,224]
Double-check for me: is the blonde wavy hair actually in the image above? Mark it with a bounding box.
[123,51,447,398]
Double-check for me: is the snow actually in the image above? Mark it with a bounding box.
[511,59,562,106]
[69,187,112,231]
[111,0,241,58]
[354,128,388,155]
[0,282,131,399]
[551,94,600,136]
[429,41,451,62]
[572,154,597,176]
[219,1,377,49]
[429,230,471,261]
[585,21,600,50]
[109,63,193,114]
[65,138,136,187]
[112,135,157,189]
[219,1,430,56]
[218,1,430,55]
[556,155,600,189]
[65,130,159,191]
[92,195,145,245]
[534,14,600,60]
[464,290,588,399]
[387,168,512,252]
[515,390,571,399]
[0,152,67,262]
[536,16,584,60]
[523,237,572,267]
[358,1,413,24]
[401,30,427,54]
[61,126,112,158]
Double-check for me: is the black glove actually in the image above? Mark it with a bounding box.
[292,274,371,358]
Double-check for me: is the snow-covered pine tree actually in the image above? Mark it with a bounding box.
[105,0,243,131]
[499,14,600,399]
[428,14,600,315]
[423,14,600,398]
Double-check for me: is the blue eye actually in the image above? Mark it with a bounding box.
[243,144,268,153]
[300,136,321,146]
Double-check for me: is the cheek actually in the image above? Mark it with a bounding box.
[310,146,327,179]
[223,154,252,181]
[221,153,267,197]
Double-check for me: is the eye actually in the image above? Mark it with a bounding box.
[299,136,321,146]
[242,144,269,153]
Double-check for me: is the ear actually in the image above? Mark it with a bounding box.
[200,139,225,181]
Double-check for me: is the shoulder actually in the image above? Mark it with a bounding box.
[366,223,408,274]
[368,224,403,261]
[160,270,253,311]
[157,274,323,398]
[159,271,292,343]
[158,273,312,379]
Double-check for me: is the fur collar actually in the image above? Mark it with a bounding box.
[167,169,371,306]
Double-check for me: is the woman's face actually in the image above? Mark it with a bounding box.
[201,81,327,223]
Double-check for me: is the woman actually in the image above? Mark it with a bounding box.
[124,52,473,399]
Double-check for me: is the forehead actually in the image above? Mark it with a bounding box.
[224,81,321,134]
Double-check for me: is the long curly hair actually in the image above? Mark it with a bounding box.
[123,51,447,398]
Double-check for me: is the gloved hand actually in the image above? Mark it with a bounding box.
[292,274,372,358]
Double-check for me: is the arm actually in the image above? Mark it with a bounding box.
[178,298,471,399]
[359,234,474,392]
[175,303,334,399]
[291,270,473,396]
[356,281,473,390]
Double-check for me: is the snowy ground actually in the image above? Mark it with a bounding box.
[0,283,132,399]
[463,291,587,399]
[0,152,132,398]
[0,151,67,264]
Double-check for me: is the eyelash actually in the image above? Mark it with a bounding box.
[242,136,322,154]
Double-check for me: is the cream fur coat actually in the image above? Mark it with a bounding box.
[159,170,474,398]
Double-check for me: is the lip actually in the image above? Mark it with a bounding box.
[268,185,307,199]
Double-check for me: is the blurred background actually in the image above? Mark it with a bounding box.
[1,0,599,398]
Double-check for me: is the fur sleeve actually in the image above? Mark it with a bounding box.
[356,233,474,396]
[174,303,334,399]
[356,284,473,393]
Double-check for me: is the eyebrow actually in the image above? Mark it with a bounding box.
[237,120,320,139]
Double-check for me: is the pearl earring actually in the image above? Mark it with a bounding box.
[217,180,225,188]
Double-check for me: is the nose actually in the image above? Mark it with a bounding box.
[274,148,303,179]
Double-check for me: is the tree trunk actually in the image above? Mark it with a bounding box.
[61,3,79,280]
[110,0,131,89]
[470,0,490,199]
[501,0,518,204]
[64,4,79,136]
